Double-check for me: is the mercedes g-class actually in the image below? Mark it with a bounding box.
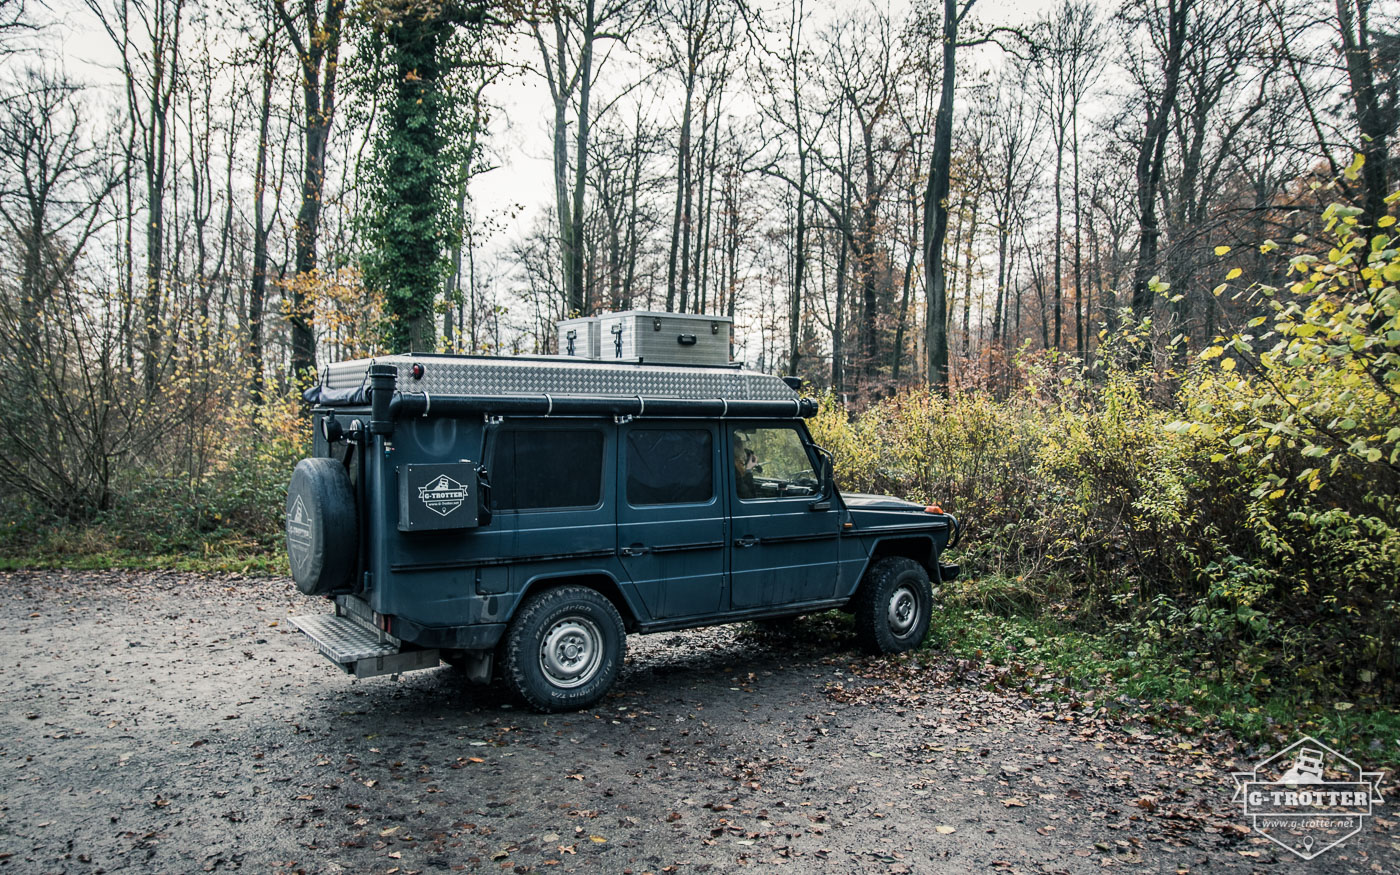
[286,354,961,712]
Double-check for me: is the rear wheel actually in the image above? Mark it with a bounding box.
[502,586,625,712]
[853,557,932,654]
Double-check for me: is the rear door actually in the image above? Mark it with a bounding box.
[726,424,840,610]
[616,423,727,619]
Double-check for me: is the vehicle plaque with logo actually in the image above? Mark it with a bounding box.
[398,462,479,531]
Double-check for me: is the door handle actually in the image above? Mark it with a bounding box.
[734,535,758,548]
[619,544,649,557]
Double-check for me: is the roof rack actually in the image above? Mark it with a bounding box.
[321,354,797,403]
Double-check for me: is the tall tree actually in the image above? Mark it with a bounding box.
[1161,0,1274,340]
[1332,0,1397,225]
[248,28,280,407]
[752,0,820,376]
[530,0,642,317]
[0,70,118,347]
[980,70,1040,349]
[1125,0,1192,321]
[1033,0,1102,355]
[272,0,346,380]
[660,0,733,312]
[88,0,186,394]
[824,7,910,383]
[359,0,495,353]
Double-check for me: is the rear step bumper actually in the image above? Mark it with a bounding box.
[288,613,440,679]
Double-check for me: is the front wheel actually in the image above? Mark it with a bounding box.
[502,586,625,712]
[853,557,932,655]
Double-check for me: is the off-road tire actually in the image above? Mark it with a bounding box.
[853,557,932,655]
[502,586,625,712]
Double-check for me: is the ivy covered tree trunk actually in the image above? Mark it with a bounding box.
[363,4,457,354]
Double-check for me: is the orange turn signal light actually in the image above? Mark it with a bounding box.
[925,504,944,514]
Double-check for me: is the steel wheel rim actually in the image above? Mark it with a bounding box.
[540,616,604,688]
[887,584,918,636]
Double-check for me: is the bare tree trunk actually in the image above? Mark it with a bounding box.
[444,180,467,349]
[994,217,1009,346]
[858,125,880,382]
[946,200,964,367]
[961,194,978,359]
[622,122,643,310]
[692,94,714,313]
[924,0,970,394]
[891,178,918,380]
[1130,0,1191,320]
[542,12,574,312]
[121,134,135,375]
[1334,0,1392,226]
[789,177,807,376]
[1052,141,1063,349]
[666,72,696,311]
[833,215,849,393]
[274,0,346,382]
[569,0,598,314]
[248,33,275,409]
[1072,105,1084,357]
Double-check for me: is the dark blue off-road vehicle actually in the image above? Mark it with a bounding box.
[287,354,960,711]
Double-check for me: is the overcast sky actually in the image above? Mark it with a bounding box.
[27,0,1063,267]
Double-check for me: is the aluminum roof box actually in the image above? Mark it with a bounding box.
[598,311,732,365]
[322,354,796,402]
[557,317,601,359]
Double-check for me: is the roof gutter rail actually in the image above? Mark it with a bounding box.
[389,392,818,421]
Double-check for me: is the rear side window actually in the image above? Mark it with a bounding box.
[626,429,713,505]
[490,428,604,510]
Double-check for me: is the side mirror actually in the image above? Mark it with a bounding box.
[809,447,835,511]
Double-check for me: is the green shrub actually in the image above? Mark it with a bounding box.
[812,199,1400,702]
[0,392,308,570]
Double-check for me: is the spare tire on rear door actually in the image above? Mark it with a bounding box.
[286,457,358,595]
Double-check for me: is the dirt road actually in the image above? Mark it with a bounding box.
[0,571,1393,873]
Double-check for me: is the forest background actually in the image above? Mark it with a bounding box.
[0,0,1396,760]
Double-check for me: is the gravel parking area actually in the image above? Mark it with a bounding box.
[0,570,1393,874]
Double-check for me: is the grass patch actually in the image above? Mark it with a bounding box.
[0,550,286,576]
[0,519,285,576]
[928,574,1400,770]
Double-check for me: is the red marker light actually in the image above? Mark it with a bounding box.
[410,363,425,380]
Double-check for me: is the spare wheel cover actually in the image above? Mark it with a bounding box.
[286,457,358,595]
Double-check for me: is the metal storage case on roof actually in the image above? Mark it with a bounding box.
[598,311,732,365]
[556,317,601,359]
[321,353,796,402]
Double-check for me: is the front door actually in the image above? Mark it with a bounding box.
[727,424,840,610]
[616,423,727,619]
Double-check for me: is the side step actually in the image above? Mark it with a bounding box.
[288,613,440,679]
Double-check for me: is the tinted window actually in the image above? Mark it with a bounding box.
[626,429,713,505]
[490,428,604,510]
